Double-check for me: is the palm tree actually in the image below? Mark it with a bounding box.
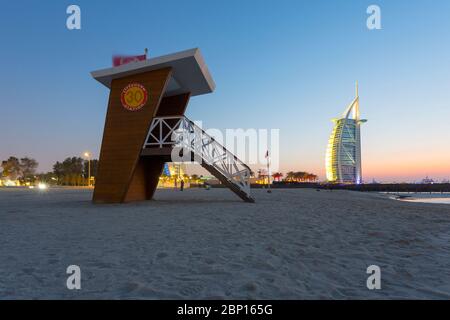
[283,171,318,182]
[285,171,295,181]
[272,172,283,182]
[293,171,306,182]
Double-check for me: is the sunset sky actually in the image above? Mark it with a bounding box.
[1,0,449,182]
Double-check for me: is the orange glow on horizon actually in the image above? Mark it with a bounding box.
[278,155,450,182]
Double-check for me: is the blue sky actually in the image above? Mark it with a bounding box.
[1,0,450,182]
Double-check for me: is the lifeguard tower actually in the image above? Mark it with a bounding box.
[91,48,254,203]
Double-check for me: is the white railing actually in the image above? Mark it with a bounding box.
[143,116,252,198]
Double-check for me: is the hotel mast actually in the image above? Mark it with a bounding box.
[325,83,367,184]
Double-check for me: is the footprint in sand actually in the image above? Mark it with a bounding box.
[179,284,204,297]
[156,252,168,258]
[204,257,215,265]
[121,282,140,293]
[22,267,35,274]
[242,282,258,292]
[266,246,278,256]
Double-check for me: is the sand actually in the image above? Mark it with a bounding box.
[0,187,449,299]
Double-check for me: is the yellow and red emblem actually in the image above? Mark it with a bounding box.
[120,83,148,111]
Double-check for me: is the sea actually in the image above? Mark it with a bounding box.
[385,192,450,205]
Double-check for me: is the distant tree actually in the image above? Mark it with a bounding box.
[1,156,39,183]
[1,157,22,180]
[20,157,38,182]
[284,171,318,182]
[36,172,58,185]
[293,171,306,181]
[53,157,85,186]
[272,172,283,182]
[285,171,295,181]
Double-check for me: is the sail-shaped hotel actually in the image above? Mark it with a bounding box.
[326,83,367,184]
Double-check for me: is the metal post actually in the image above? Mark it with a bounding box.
[88,158,91,187]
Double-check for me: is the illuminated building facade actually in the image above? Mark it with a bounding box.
[326,83,367,184]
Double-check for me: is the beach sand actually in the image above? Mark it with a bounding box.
[0,187,449,299]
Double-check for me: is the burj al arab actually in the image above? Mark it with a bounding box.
[325,83,367,184]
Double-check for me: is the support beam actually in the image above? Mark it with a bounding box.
[123,157,166,202]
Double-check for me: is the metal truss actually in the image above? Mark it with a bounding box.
[144,116,253,201]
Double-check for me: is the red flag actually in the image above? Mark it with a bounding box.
[112,54,146,67]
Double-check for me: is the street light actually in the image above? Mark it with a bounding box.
[83,151,91,187]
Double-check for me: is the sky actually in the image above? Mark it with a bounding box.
[1,0,449,182]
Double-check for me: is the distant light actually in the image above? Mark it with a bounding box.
[4,180,17,186]
[38,183,48,190]
[29,186,35,189]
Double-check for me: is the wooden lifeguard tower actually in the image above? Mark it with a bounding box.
[91,48,254,203]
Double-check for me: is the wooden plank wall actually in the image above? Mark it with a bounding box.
[93,68,172,203]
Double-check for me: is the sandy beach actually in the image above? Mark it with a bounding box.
[1,187,449,299]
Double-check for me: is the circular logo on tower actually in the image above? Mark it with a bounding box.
[120,83,148,111]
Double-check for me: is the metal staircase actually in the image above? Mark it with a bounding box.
[143,116,255,203]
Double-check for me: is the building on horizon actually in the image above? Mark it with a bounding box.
[325,83,367,184]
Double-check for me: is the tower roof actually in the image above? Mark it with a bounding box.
[91,48,215,97]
